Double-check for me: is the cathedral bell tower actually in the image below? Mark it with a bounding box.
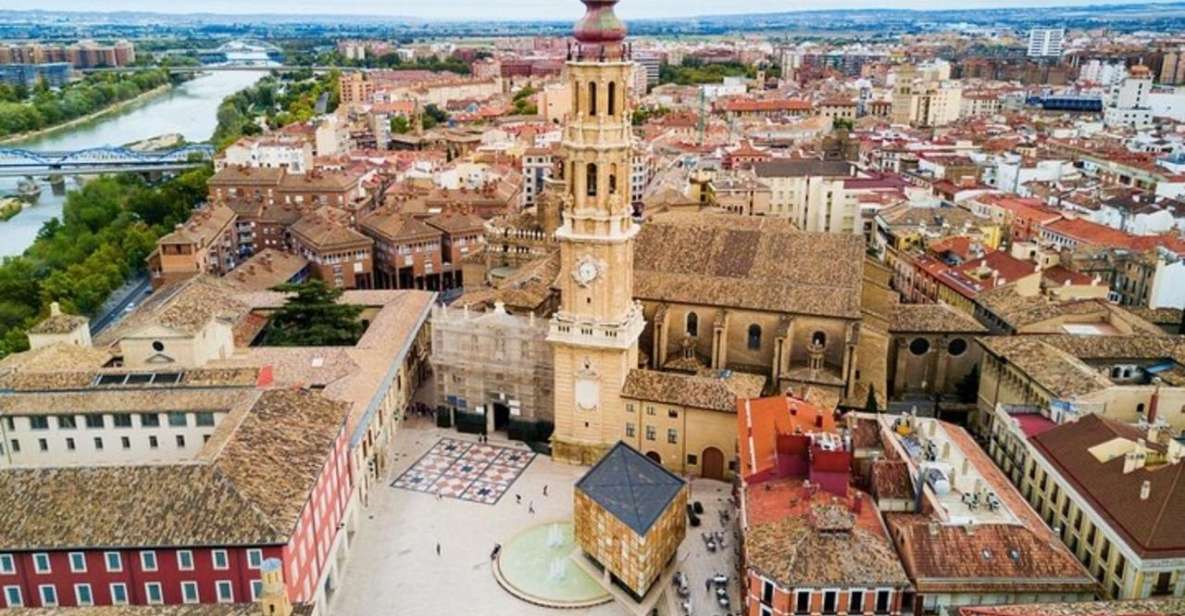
[548,0,644,465]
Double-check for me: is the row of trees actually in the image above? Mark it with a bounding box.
[657,59,756,86]
[0,166,212,358]
[211,70,342,150]
[305,50,471,75]
[0,69,178,138]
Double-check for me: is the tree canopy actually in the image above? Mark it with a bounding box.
[658,59,755,86]
[259,281,364,347]
[0,166,213,359]
[212,71,341,150]
[0,69,177,138]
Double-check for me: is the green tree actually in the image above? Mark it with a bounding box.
[865,386,880,413]
[422,104,448,130]
[0,166,212,359]
[390,115,411,134]
[261,281,364,347]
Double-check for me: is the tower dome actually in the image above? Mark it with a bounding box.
[572,0,628,61]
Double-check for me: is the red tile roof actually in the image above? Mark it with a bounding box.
[718,98,812,113]
[1032,414,1185,559]
[887,513,1098,594]
[1043,217,1136,248]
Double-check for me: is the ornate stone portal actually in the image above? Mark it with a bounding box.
[548,0,645,464]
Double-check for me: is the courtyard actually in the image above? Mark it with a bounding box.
[330,420,741,616]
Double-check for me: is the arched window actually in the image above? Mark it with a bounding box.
[686,312,699,337]
[909,338,931,356]
[811,331,827,347]
[747,324,762,350]
[588,81,598,117]
[609,164,617,194]
[608,81,617,116]
[586,163,598,197]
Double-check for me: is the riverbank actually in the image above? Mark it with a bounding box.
[0,82,178,146]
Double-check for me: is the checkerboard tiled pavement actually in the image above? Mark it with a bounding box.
[392,437,536,505]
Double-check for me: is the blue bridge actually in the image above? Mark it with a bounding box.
[0,145,214,177]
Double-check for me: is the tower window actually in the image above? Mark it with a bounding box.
[608,81,617,116]
[588,81,598,116]
[586,163,598,197]
[609,174,617,194]
[686,312,699,337]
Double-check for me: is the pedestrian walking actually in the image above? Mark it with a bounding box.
[516,494,522,505]
[436,542,441,556]
[706,578,711,593]
[528,501,535,515]
[543,484,549,497]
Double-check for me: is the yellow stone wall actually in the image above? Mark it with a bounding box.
[620,400,738,480]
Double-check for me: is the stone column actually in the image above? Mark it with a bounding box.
[773,336,786,384]
[893,337,909,397]
[711,310,730,370]
[841,322,856,396]
[933,336,950,393]
[652,304,669,369]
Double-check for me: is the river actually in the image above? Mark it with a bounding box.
[0,70,269,258]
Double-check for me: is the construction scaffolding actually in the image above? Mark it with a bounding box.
[430,302,555,427]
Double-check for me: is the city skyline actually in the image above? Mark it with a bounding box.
[0,0,1175,20]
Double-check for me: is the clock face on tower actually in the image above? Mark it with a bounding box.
[572,254,602,287]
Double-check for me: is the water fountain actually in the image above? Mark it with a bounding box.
[547,557,567,581]
[546,523,565,548]
[494,522,610,608]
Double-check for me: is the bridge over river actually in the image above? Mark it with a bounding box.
[0,145,214,178]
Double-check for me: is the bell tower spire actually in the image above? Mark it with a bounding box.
[549,0,644,465]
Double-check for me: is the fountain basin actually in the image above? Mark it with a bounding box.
[495,522,611,609]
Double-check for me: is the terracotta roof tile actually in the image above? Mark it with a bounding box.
[0,389,345,550]
[622,369,766,413]
[1032,414,1185,558]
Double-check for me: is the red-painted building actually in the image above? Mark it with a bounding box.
[0,389,351,613]
[737,395,913,616]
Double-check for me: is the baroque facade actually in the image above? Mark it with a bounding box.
[430,303,554,429]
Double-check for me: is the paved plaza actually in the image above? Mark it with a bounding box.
[392,437,536,505]
[330,419,740,616]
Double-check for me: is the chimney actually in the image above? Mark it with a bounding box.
[1140,480,1152,501]
[49,302,61,317]
[1123,446,1147,474]
[257,558,293,616]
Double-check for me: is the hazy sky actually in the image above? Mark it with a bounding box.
[2,0,1166,19]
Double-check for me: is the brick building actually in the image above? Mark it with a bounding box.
[360,209,445,290]
[425,210,486,290]
[289,209,375,289]
[147,205,239,290]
